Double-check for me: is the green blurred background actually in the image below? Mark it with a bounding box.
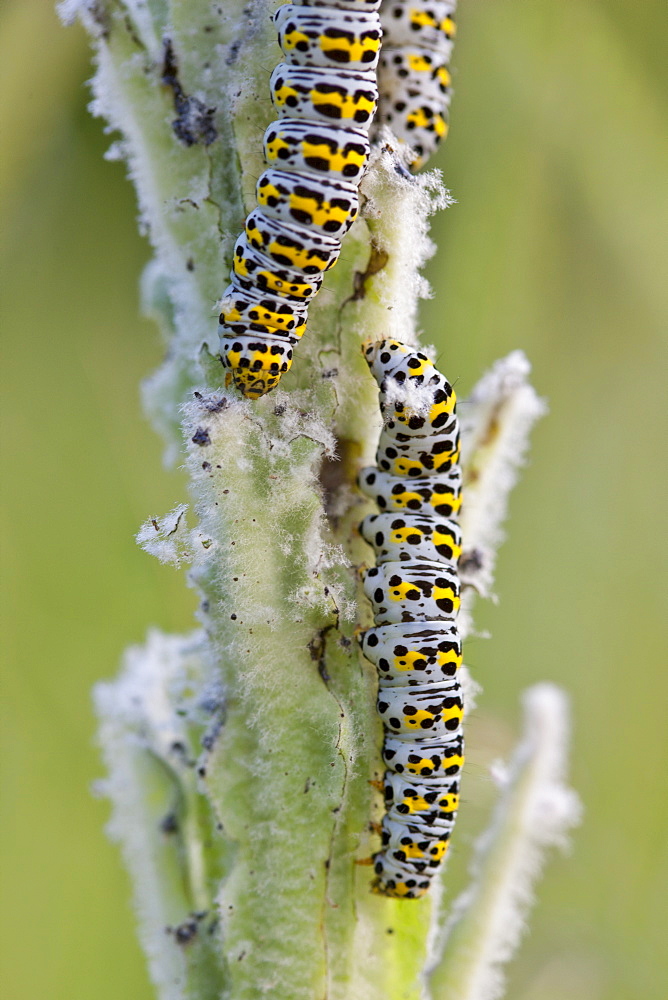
[1,1,666,998]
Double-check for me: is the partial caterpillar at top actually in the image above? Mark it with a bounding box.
[218,0,382,398]
[373,0,457,169]
[358,339,464,898]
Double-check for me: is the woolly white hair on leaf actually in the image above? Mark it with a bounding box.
[56,0,82,25]
[136,504,191,566]
[56,0,105,30]
[87,42,221,355]
[457,352,547,637]
[424,683,581,1000]
[94,629,224,1000]
[179,387,348,634]
[59,1,165,55]
[359,134,452,345]
[459,665,482,717]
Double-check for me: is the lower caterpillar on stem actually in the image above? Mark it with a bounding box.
[358,338,464,898]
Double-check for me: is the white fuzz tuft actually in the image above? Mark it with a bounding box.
[383,374,436,419]
[460,665,482,716]
[359,139,451,344]
[136,504,191,566]
[136,504,217,569]
[56,0,82,25]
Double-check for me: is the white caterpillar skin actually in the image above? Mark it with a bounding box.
[359,339,463,899]
[219,0,382,398]
[374,0,457,169]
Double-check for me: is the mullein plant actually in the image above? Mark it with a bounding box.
[60,1,581,998]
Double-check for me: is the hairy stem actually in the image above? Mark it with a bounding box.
[62,1,578,998]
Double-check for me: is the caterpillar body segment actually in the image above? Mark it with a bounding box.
[382,732,464,778]
[222,335,294,399]
[274,5,383,70]
[360,620,462,684]
[379,0,456,51]
[363,560,461,624]
[363,337,457,433]
[219,0,381,397]
[256,169,360,238]
[383,772,460,823]
[375,420,461,477]
[270,64,378,126]
[244,208,342,274]
[358,339,464,898]
[219,286,309,338]
[360,511,462,565]
[263,118,371,182]
[379,815,452,868]
[358,465,463,519]
[376,681,463,737]
[373,0,457,169]
[303,0,382,9]
[231,234,324,302]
